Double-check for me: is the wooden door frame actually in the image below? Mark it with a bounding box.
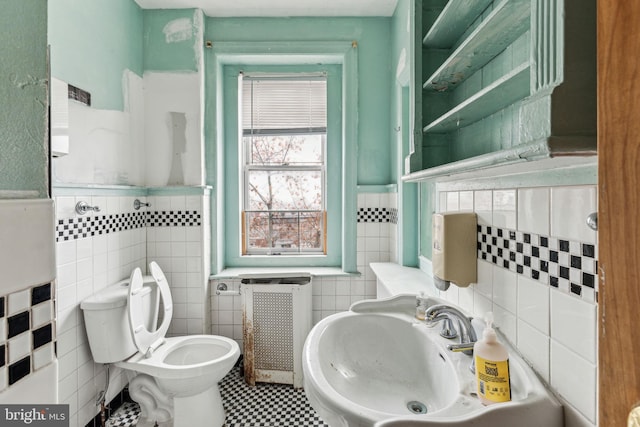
[598,1,640,425]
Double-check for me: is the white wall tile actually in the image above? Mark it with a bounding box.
[55,197,76,218]
[493,189,516,229]
[56,241,77,266]
[474,260,493,299]
[8,332,31,363]
[57,348,78,380]
[58,370,78,401]
[492,304,517,345]
[154,196,171,212]
[472,293,493,320]
[517,275,549,334]
[32,301,54,328]
[8,289,30,316]
[335,295,351,311]
[550,186,597,244]
[459,191,474,211]
[173,303,187,319]
[76,237,93,259]
[550,290,597,364]
[517,187,550,235]
[438,192,447,212]
[33,343,55,370]
[458,286,474,313]
[105,197,120,216]
[551,341,596,423]
[0,319,5,344]
[443,285,459,305]
[517,319,550,382]
[446,192,459,211]
[474,190,492,225]
[492,266,517,313]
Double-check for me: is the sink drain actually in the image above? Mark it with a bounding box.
[407,401,428,414]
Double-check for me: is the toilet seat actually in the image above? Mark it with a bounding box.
[128,263,173,358]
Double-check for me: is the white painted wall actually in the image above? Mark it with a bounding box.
[51,71,145,186]
[143,72,204,187]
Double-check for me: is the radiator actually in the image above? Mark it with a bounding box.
[241,274,312,388]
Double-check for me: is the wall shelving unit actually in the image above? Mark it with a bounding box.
[404,0,597,182]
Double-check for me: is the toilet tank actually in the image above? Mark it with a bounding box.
[80,276,157,364]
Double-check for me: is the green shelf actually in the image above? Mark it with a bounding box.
[423,0,530,92]
[423,0,493,49]
[423,62,530,133]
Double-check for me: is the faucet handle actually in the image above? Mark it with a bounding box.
[439,317,459,339]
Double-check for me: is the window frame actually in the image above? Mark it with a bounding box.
[240,74,329,256]
[206,41,358,272]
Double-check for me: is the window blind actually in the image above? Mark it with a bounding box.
[241,76,327,135]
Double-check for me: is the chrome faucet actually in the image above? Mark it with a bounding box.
[424,304,477,356]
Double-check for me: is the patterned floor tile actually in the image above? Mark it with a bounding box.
[106,367,328,426]
[220,367,329,427]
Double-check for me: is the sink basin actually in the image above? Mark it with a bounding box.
[302,295,563,427]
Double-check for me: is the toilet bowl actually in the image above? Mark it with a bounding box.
[81,262,240,426]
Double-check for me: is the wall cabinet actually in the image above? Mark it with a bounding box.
[404,0,596,182]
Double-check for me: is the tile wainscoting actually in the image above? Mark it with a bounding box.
[53,190,209,427]
[435,184,598,427]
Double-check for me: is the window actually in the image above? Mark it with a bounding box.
[240,75,327,255]
[210,42,357,271]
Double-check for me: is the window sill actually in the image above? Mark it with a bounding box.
[210,266,359,280]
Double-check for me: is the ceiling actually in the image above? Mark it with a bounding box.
[134,0,399,17]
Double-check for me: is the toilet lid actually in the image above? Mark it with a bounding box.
[127,263,173,357]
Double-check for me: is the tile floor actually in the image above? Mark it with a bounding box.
[106,367,328,427]
[220,367,329,427]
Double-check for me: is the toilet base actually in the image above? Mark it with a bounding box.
[174,384,225,427]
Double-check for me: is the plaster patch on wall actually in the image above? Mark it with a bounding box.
[143,72,203,187]
[163,18,193,43]
[168,112,187,185]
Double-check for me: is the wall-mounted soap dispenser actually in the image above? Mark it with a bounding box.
[432,212,477,291]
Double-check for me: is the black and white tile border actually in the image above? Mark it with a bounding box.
[477,225,598,303]
[147,210,201,227]
[357,207,395,223]
[56,210,202,242]
[0,283,56,391]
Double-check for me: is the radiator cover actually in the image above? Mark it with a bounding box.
[241,275,312,388]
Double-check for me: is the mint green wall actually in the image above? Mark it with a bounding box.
[0,0,49,198]
[206,17,392,186]
[143,9,201,72]
[390,0,419,266]
[48,0,143,111]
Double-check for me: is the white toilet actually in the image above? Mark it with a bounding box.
[81,262,240,426]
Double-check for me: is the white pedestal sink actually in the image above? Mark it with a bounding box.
[302,295,563,427]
